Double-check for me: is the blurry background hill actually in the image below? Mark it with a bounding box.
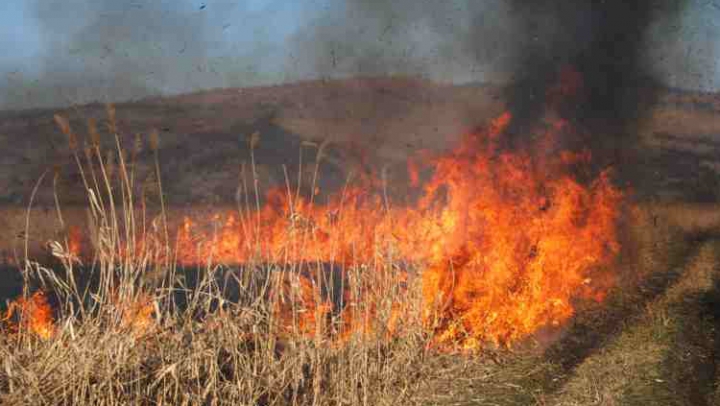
[1,77,720,210]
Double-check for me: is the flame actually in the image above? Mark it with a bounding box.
[47,108,623,349]
[176,111,620,348]
[3,291,55,340]
[416,113,621,347]
[272,272,332,338]
[67,225,83,259]
[115,293,156,338]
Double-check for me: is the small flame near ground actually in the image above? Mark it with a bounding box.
[2,291,55,340]
[115,292,157,338]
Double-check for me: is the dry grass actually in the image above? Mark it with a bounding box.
[549,240,720,406]
[3,104,720,405]
[0,111,434,405]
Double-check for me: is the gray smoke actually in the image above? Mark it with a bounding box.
[285,1,520,82]
[0,0,715,111]
[3,0,218,108]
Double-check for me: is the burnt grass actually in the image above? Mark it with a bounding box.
[0,260,360,325]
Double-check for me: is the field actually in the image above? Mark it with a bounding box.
[1,78,720,405]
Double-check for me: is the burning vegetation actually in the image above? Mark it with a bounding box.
[0,79,627,403]
[9,107,623,347]
[2,0,710,402]
[2,291,55,340]
[136,111,621,348]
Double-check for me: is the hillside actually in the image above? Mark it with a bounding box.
[2,77,720,209]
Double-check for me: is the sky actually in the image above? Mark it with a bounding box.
[0,0,719,110]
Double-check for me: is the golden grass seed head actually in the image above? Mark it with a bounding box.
[105,104,117,134]
[134,133,144,155]
[53,114,77,150]
[68,132,78,151]
[249,131,260,149]
[105,149,116,179]
[83,143,93,161]
[53,114,70,135]
[87,118,100,147]
[149,129,159,151]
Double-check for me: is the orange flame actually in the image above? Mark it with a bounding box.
[113,292,156,338]
[67,225,83,259]
[54,109,623,349]
[3,291,55,340]
[272,273,332,338]
[416,113,621,347]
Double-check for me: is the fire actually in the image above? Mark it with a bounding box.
[47,107,623,349]
[272,272,332,337]
[416,113,621,347]
[159,111,622,348]
[122,297,156,338]
[111,292,156,338]
[67,225,83,259]
[3,291,55,340]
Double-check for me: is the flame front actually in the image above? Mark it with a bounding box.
[417,114,621,347]
[54,111,623,349]
[168,112,622,348]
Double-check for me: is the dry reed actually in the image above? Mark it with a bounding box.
[0,111,432,405]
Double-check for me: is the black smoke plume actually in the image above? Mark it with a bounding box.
[296,0,687,172]
[501,0,686,162]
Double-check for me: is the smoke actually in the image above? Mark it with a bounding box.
[646,2,720,92]
[285,1,518,82]
[501,1,687,151]
[28,0,213,107]
[0,0,712,113]
[2,0,247,109]
[292,0,690,168]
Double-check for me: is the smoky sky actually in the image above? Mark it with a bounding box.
[499,0,686,137]
[0,0,718,110]
[3,0,212,108]
[292,1,703,147]
[287,1,525,82]
[1,0,294,109]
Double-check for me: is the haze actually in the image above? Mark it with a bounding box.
[0,0,718,110]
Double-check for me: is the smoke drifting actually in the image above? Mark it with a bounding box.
[501,1,686,152]
[3,0,221,108]
[0,0,709,113]
[294,0,689,169]
[286,1,519,82]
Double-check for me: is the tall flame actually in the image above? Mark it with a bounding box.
[169,111,621,348]
[416,113,621,347]
[46,110,623,349]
